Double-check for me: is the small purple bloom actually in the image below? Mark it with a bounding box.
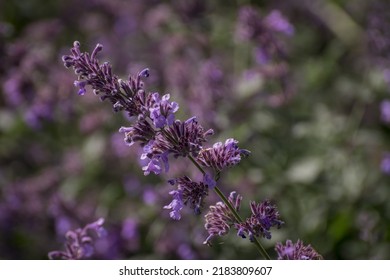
[275,239,323,260]
[141,152,169,176]
[73,80,87,95]
[165,176,209,219]
[163,190,184,220]
[149,93,179,128]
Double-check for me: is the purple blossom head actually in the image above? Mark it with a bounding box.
[165,176,209,219]
[203,191,242,245]
[275,239,323,260]
[62,41,152,117]
[235,200,283,241]
[139,117,213,175]
[48,218,105,260]
[197,138,250,172]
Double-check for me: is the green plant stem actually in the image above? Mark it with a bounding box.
[187,155,271,260]
[159,126,271,259]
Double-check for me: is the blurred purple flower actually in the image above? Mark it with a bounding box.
[275,239,323,260]
[48,218,106,260]
[263,10,295,36]
[143,188,157,205]
[381,153,390,174]
[236,6,293,64]
[121,219,138,240]
[380,100,390,123]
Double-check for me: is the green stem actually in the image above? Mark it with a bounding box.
[188,155,271,260]
[156,123,271,259]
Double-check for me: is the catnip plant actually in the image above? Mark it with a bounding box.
[50,40,322,260]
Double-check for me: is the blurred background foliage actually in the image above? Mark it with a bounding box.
[1,0,390,259]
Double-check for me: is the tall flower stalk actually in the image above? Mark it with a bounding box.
[60,41,321,260]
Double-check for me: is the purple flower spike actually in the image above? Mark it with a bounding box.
[275,240,323,260]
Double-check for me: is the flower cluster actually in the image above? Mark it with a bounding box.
[197,138,250,172]
[275,239,323,260]
[235,200,283,241]
[164,176,209,220]
[204,195,283,245]
[62,41,322,260]
[62,42,245,217]
[48,218,105,260]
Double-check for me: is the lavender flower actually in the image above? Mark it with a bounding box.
[164,176,209,219]
[62,41,157,119]
[263,10,295,36]
[275,239,323,260]
[48,218,106,260]
[235,200,283,241]
[236,6,293,63]
[203,191,242,245]
[119,116,156,147]
[149,93,179,128]
[62,41,271,259]
[63,42,216,177]
[139,117,213,175]
[163,190,184,220]
[197,138,250,172]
